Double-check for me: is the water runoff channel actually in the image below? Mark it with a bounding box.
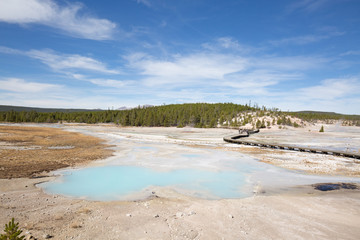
[39,127,360,201]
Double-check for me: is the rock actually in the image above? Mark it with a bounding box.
[26,235,37,240]
[126,213,132,217]
[176,212,184,218]
[228,214,234,219]
[154,214,159,218]
[188,211,196,216]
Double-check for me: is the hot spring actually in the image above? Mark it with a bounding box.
[39,127,359,201]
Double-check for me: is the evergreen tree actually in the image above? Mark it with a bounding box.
[0,218,25,240]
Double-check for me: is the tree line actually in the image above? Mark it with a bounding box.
[0,103,255,128]
[1,103,359,128]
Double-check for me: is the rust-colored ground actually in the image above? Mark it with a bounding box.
[0,125,113,179]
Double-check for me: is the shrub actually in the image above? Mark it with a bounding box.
[293,122,300,128]
[319,125,324,132]
[0,218,25,240]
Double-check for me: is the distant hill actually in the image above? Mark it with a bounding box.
[290,110,360,120]
[0,105,103,113]
[295,111,338,115]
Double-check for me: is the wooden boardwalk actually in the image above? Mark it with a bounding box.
[223,134,360,160]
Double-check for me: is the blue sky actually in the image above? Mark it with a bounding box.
[0,0,359,114]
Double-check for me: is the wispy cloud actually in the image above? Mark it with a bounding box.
[27,49,120,74]
[89,79,124,88]
[0,0,116,40]
[124,45,330,99]
[60,68,135,91]
[286,0,329,13]
[1,36,356,113]
[272,76,360,114]
[0,46,119,74]
[202,37,256,54]
[223,70,301,95]
[340,50,360,56]
[253,55,329,71]
[270,31,344,46]
[127,52,248,87]
[0,77,125,109]
[0,78,61,93]
[0,82,112,109]
[297,77,360,100]
[0,46,23,55]
[136,0,151,7]
[216,37,243,50]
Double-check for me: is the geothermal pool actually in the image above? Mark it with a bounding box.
[40,165,251,200]
[40,143,260,200]
[40,126,360,201]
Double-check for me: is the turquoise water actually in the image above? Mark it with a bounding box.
[39,127,360,201]
[40,165,250,201]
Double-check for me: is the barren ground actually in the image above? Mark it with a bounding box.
[1,124,360,240]
[0,125,113,178]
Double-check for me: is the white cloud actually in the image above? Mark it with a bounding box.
[119,49,338,110]
[0,0,116,40]
[0,46,119,74]
[266,76,360,114]
[89,79,133,88]
[0,78,61,93]
[27,49,119,74]
[217,37,243,50]
[297,77,360,100]
[0,91,113,109]
[223,70,300,95]
[0,46,23,55]
[129,53,248,86]
[124,49,333,99]
[1,35,357,113]
[0,78,123,109]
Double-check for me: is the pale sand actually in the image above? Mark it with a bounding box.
[1,178,360,240]
[1,124,360,239]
